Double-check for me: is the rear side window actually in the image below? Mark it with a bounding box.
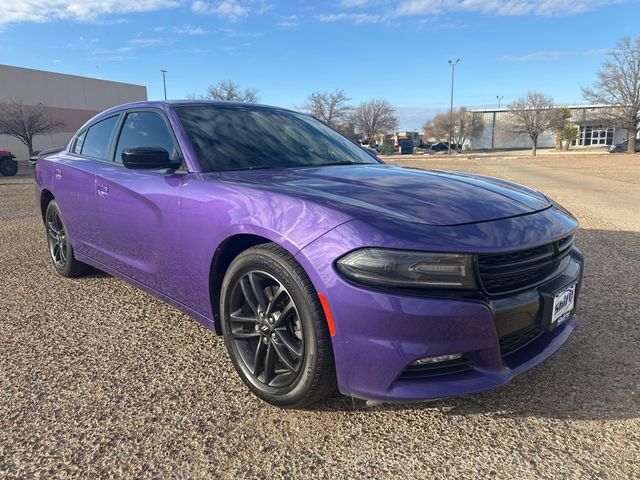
[81,116,119,160]
[71,130,87,154]
[115,111,180,163]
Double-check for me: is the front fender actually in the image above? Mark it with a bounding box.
[177,174,352,323]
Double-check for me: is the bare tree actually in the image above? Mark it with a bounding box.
[423,108,482,150]
[299,89,351,128]
[583,36,640,153]
[0,99,65,157]
[350,99,398,145]
[451,107,483,151]
[194,79,258,102]
[507,92,555,156]
[422,113,449,142]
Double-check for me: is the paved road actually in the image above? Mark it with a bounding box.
[1,155,638,478]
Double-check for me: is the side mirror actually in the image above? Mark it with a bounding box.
[121,147,178,170]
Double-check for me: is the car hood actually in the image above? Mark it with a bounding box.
[220,164,551,226]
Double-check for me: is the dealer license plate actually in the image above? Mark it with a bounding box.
[551,284,576,327]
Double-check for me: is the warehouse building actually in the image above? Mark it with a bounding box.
[469,105,633,150]
[0,64,147,160]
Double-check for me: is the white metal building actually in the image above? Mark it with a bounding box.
[469,105,633,150]
[0,64,147,160]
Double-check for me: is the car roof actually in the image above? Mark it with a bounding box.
[102,100,296,114]
[76,100,306,137]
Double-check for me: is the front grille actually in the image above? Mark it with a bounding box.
[499,326,544,356]
[478,235,574,295]
[398,356,474,380]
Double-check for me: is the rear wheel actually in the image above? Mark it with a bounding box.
[220,243,336,408]
[45,200,92,277]
[0,159,18,176]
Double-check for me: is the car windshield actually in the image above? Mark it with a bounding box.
[174,104,379,172]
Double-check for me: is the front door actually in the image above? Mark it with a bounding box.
[93,110,184,298]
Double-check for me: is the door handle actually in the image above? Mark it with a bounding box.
[97,184,109,198]
[54,168,62,180]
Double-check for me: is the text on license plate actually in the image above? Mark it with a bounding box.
[552,284,576,326]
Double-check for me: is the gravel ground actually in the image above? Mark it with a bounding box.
[1,156,639,479]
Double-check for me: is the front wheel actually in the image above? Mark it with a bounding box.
[220,243,336,408]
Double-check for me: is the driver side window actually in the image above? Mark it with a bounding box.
[115,111,181,166]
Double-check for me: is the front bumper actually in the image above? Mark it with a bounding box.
[297,221,584,402]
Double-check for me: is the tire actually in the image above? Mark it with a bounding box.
[220,243,336,408]
[45,200,92,277]
[0,159,18,176]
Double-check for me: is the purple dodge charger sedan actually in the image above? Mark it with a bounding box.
[35,101,583,407]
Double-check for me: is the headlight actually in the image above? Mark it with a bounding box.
[335,248,476,290]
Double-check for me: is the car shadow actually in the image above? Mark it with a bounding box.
[312,228,640,421]
[84,269,111,279]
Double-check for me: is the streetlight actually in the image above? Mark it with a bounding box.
[160,69,168,100]
[448,59,460,155]
[491,96,504,149]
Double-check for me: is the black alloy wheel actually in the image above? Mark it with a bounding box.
[220,243,336,408]
[44,200,92,277]
[228,270,304,388]
[46,205,69,270]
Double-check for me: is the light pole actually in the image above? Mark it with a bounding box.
[448,59,460,155]
[491,96,504,149]
[160,69,168,100]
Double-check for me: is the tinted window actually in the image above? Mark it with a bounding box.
[175,105,379,172]
[115,111,180,163]
[81,116,119,160]
[71,129,87,154]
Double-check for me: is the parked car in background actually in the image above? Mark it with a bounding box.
[29,147,64,167]
[35,100,584,408]
[608,140,640,153]
[431,142,461,152]
[362,146,378,158]
[430,142,450,152]
[0,150,18,176]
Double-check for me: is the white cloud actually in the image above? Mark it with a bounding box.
[317,13,389,24]
[395,0,623,17]
[90,36,166,59]
[191,0,272,21]
[502,48,610,61]
[218,27,264,37]
[502,50,567,61]
[338,0,372,6]
[192,0,248,20]
[277,14,298,28]
[173,25,208,35]
[329,0,628,22]
[0,0,179,26]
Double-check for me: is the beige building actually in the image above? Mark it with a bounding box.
[0,64,147,160]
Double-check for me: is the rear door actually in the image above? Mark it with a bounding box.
[50,115,120,259]
[92,109,185,297]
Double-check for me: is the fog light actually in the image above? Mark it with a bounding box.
[411,353,463,366]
